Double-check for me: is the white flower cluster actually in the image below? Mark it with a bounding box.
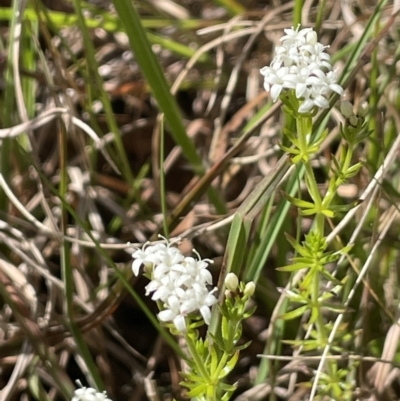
[132,239,218,332]
[72,386,112,401]
[260,26,343,113]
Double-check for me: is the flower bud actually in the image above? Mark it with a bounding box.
[340,101,354,119]
[306,30,317,46]
[225,272,239,292]
[244,281,255,297]
[349,115,358,127]
[357,101,369,117]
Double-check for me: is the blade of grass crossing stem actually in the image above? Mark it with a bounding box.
[111,0,202,175]
[244,165,304,283]
[244,195,274,272]
[71,0,134,186]
[331,42,358,64]
[159,115,170,239]
[226,155,291,278]
[209,155,291,337]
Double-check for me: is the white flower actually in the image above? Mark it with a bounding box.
[280,27,312,47]
[260,25,343,113]
[72,386,112,401]
[131,240,184,276]
[132,237,218,332]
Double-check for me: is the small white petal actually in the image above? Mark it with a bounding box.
[198,269,213,284]
[298,99,315,113]
[152,286,171,301]
[145,280,160,294]
[295,83,307,98]
[158,309,176,322]
[199,305,211,324]
[270,84,283,101]
[306,30,317,45]
[132,259,143,276]
[173,314,186,332]
[313,95,329,109]
[329,83,343,95]
[167,295,181,310]
[204,290,218,306]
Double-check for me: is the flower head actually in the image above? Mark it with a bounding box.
[72,385,112,401]
[260,26,343,114]
[132,237,218,332]
[131,240,184,276]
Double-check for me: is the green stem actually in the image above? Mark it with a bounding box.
[296,114,335,384]
[185,333,211,382]
[293,0,303,27]
[296,116,325,233]
[315,0,327,33]
[322,143,355,209]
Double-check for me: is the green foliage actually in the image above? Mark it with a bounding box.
[275,82,372,398]
[0,1,399,400]
[180,278,255,401]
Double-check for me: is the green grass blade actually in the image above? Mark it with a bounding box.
[209,155,291,337]
[70,0,134,186]
[112,0,204,175]
[211,0,246,15]
[159,115,169,239]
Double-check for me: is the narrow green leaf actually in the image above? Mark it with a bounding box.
[210,346,219,375]
[282,192,316,209]
[219,351,239,379]
[112,0,203,174]
[279,305,309,321]
[276,263,308,272]
[187,383,207,398]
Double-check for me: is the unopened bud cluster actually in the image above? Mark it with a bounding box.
[224,272,255,299]
[132,238,218,332]
[260,26,343,113]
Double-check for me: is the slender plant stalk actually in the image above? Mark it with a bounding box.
[293,0,303,27]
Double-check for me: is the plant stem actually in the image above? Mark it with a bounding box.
[185,333,211,382]
[296,114,336,386]
[296,116,325,234]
